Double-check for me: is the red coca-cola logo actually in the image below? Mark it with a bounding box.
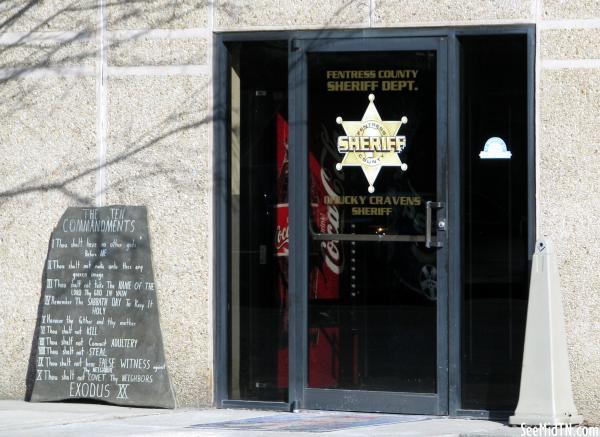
[319,168,342,275]
[275,203,289,257]
[275,224,289,255]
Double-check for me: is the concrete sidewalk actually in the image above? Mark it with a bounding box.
[0,400,524,437]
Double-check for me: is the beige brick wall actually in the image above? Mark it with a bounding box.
[108,36,207,67]
[373,0,533,26]
[542,0,600,20]
[0,77,97,400]
[539,1,600,425]
[105,75,212,407]
[107,0,209,30]
[1,0,600,423]
[0,1,97,32]
[0,1,213,408]
[538,68,600,423]
[214,0,369,30]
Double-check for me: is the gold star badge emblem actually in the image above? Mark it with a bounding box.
[335,94,408,193]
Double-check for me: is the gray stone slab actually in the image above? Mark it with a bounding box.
[29,206,175,408]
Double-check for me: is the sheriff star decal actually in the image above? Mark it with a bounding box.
[335,94,408,193]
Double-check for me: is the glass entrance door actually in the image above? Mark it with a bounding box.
[291,37,448,414]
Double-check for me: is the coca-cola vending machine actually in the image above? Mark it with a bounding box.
[307,150,344,388]
[274,114,289,388]
[274,114,347,390]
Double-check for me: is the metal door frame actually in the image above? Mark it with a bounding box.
[213,26,535,418]
[288,36,449,415]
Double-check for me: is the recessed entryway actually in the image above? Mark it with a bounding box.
[215,28,534,418]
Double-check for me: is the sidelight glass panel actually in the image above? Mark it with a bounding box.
[306,50,438,393]
[228,41,288,402]
[460,35,529,411]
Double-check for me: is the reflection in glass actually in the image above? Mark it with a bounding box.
[227,41,288,402]
[307,51,438,393]
[461,35,529,411]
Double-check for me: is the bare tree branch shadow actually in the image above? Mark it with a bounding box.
[0,0,368,405]
[1,0,368,205]
[0,1,218,207]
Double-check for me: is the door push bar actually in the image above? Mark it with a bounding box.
[312,201,446,248]
[312,233,426,242]
[425,201,445,248]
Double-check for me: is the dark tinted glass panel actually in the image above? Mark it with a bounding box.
[307,50,438,392]
[227,41,288,401]
[460,35,529,410]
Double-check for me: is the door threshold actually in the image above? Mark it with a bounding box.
[221,400,293,411]
[220,402,511,423]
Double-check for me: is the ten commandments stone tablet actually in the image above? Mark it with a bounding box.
[30,206,176,408]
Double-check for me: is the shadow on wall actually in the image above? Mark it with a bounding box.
[0,1,217,208]
[24,235,51,401]
[0,0,367,404]
[0,1,219,404]
[0,0,367,207]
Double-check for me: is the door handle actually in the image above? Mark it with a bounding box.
[426,201,445,248]
[312,201,445,246]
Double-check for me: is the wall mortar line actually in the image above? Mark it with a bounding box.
[542,59,600,69]
[207,0,216,405]
[107,65,209,77]
[109,28,211,41]
[96,0,108,207]
[370,0,374,27]
[0,66,94,79]
[212,18,535,32]
[0,31,95,44]
[540,19,600,29]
